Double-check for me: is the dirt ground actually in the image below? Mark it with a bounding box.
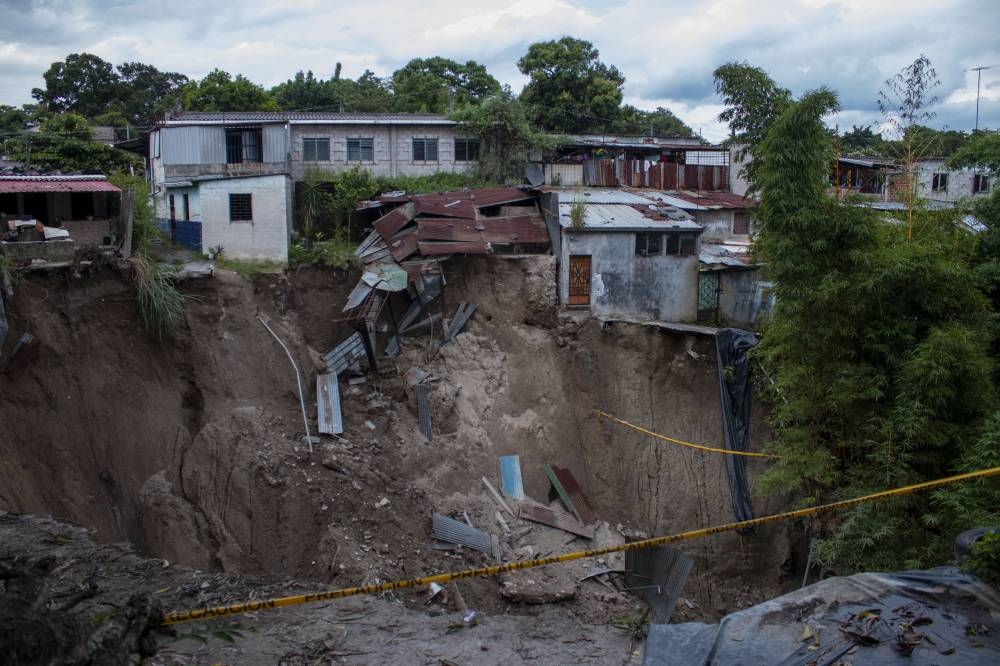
[0,256,798,661]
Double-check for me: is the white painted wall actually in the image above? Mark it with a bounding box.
[197,175,290,261]
[915,158,992,204]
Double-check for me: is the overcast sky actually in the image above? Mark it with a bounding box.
[1,0,998,141]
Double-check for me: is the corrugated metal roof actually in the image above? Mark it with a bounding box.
[164,111,455,125]
[559,203,700,231]
[646,190,759,210]
[699,241,757,268]
[0,178,120,193]
[551,188,654,205]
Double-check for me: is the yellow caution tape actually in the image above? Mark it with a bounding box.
[596,410,774,458]
[161,465,1000,625]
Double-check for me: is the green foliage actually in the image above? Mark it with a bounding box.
[171,621,248,646]
[609,105,696,138]
[0,104,31,133]
[130,254,187,340]
[298,169,336,239]
[30,53,187,125]
[288,230,358,271]
[352,70,394,113]
[107,173,159,254]
[839,125,888,156]
[271,67,393,113]
[392,57,501,113]
[181,69,279,112]
[2,113,140,172]
[753,87,998,573]
[961,532,1000,584]
[713,61,792,190]
[949,131,1000,173]
[518,37,625,133]
[569,199,586,229]
[215,256,285,280]
[452,91,551,183]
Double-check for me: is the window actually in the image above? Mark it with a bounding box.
[635,232,663,256]
[347,137,374,162]
[225,128,263,164]
[303,138,330,161]
[412,138,439,162]
[973,174,990,194]
[733,211,750,235]
[169,194,176,222]
[182,193,190,221]
[455,138,480,162]
[229,193,253,222]
[665,232,697,256]
[931,172,948,192]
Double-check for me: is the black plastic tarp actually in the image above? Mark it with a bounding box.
[643,568,1000,665]
[714,328,757,525]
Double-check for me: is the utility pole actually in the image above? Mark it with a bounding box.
[968,65,996,132]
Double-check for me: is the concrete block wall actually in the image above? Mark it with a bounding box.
[197,175,290,261]
[560,230,699,323]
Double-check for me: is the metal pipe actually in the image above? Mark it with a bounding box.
[258,315,313,454]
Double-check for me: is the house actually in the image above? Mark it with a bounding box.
[548,189,702,322]
[831,156,898,198]
[913,157,992,205]
[698,240,772,328]
[0,173,121,264]
[147,112,480,260]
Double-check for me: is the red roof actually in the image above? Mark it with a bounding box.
[668,190,758,209]
[0,178,121,194]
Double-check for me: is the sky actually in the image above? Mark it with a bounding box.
[1,0,998,142]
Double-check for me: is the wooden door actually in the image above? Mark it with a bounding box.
[568,255,592,306]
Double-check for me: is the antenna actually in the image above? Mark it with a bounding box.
[967,65,997,132]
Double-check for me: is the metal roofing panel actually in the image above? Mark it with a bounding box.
[373,202,416,240]
[699,241,757,268]
[417,240,487,255]
[166,112,455,125]
[553,188,654,205]
[416,216,549,244]
[558,203,701,231]
[388,229,419,261]
[0,179,120,193]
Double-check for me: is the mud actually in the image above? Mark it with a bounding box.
[1,255,795,659]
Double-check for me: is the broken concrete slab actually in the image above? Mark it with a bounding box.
[500,565,577,604]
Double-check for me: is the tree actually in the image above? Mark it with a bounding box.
[115,62,188,125]
[2,113,140,172]
[517,37,625,133]
[180,70,279,112]
[32,53,119,118]
[839,124,887,155]
[948,130,1000,174]
[350,70,393,113]
[0,105,31,134]
[878,55,941,239]
[753,86,997,573]
[391,57,501,113]
[452,90,550,183]
[713,61,792,189]
[272,70,341,111]
[609,105,695,138]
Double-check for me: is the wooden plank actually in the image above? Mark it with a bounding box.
[482,477,516,518]
[518,501,594,540]
[550,466,596,525]
[121,187,135,257]
[316,373,343,435]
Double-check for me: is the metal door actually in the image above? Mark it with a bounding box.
[568,255,592,306]
[698,271,719,322]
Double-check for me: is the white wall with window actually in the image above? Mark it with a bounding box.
[916,158,992,203]
[302,137,331,162]
[197,174,291,261]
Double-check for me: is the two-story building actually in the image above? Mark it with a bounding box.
[914,156,992,205]
[148,112,479,261]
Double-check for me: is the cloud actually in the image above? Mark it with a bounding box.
[1,0,998,136]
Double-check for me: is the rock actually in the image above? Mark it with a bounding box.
[499,567,576,604]
[376,497,390,508]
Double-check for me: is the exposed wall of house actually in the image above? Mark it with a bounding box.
[289,124,477,180]
[560,230,699,322]
[915,159,992,204]
[197,175,290,261]
[156,125,288,180]
[717,268,766,328]
[729,144,750,196]
[693,210,733,240]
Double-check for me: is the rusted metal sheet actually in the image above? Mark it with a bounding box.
[316,373,343,435]
[625,545,693,623]
[0,178,121,193]
[416,216,549,245]
[518,501,594,540]
[388,229,419,261]
[400,258,442,284]
[548,465,596,525]
[684,166,701,190]
[373,202,416,240]
[418,240,487,255]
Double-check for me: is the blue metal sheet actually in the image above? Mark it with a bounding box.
[316,373,343,435]
[499,455,525,500]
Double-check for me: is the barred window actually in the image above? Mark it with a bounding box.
[303,138,330,161]
[225,128,262,164]
[455,138,480,162]
[635,232,663,256]
[412,138,439,162]
[229,193,253,222]
[346,138,374,162]
[665,232,697,256]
